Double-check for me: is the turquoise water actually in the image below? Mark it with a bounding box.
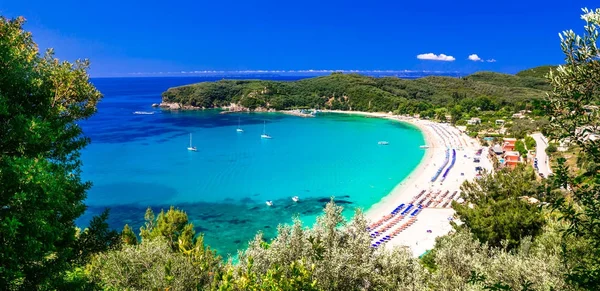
[79,78,425,255]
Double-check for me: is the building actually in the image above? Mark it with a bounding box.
[512,113,525,119]
[495,119,505,126]
[467,117,482,125]
[503,151,521,169]
[503,138,517,152]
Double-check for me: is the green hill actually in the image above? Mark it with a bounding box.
[515,65,558,78]
[161,71,549,114]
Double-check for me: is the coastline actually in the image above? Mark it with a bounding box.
[321,110,491,256]
[153,103,488,255]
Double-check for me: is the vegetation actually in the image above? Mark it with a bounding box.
[525,136,537,149]
[0,16,103,289]
[3,7,600,291]
[162,70,549,116]
[545,8,600,289]
[452,166,546,250]
[516,65,559,78]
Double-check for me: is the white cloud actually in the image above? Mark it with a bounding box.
[486,59,497,63]
[468,54,483,62]
[416,53,456,61]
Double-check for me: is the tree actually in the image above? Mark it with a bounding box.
[546,143,557,155]
[73,209,120,265]
[235,200,428,290]
[525,136,537,149]
[450,104,464,124]
[140,206,196,251]
[515,140,528,157]
[546,8,600,290]
[452,165,546,250]
[0,17,102,289]
[89,239,218,291]
[121,224,138,246]
[89,208,222,290]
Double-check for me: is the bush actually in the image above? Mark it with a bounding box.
[546,143,557,154]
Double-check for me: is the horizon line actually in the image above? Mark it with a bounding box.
[125,69,462,75]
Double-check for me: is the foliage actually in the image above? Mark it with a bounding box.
[88,207,222,290]
[546,143,557,155]
[516,65,560,79]
[231,201,428,290]
[139,206,196,251]
[509,119,538,139]
[515,140,528,156]
[525,136,537,149]
[88,238,217,290]
[0,16,102,289]
[426,223,569,291]
[216,259,319,291]
[546,7,600,290]
[162,71,549,115]
[121,224,138,246]
[73,209,120,265]
[453,166,546,250]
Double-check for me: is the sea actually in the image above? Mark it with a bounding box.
[77,76,426,256]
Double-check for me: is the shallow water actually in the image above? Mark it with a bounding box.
[78,77,425,255]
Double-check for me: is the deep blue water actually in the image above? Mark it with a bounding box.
[78,76,425,256]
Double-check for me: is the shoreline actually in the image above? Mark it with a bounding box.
[321,110,490,256]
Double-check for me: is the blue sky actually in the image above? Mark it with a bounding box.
[1,0,597,77]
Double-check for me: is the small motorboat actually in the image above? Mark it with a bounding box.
[378,141,389,145]
[266,200,273,206]
[292,196,299,202]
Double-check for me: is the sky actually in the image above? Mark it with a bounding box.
[1,0,598,77]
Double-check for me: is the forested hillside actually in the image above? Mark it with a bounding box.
[161,71,549,114]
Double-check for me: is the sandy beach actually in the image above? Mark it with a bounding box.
[322,110,493,256]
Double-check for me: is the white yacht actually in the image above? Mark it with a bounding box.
[292,196,299,202]
[187,133,197,151]
[266,200,273,206]
[236,117,244,132]
[260,121,272,139]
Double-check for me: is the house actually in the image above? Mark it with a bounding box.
[503,138,517,152]
[503,151,521,169]
[495,119,505,126]
[467,117,481,125]
[512,113,525,119]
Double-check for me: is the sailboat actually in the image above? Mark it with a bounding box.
[187,133,197,151]
[236,117,244,132]
[260,121,272,139]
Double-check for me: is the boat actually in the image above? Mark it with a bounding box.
[187,133,197,151]
[420,145,430,149]
[378,141,389,145]
[292,196,299,202]
[260,121,272,139]
[236,117,244,132]
[266,200,273,206]
[133,111,155,115]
